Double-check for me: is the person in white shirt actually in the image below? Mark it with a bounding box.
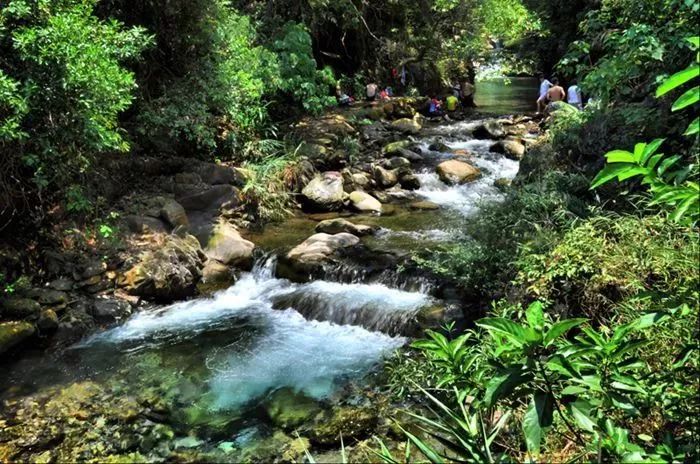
[366,82,378,101]
[567,81,583,110]
[537,74,553,113]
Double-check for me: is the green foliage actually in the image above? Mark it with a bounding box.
[0,0,150,196]
[592,39,700,225]
[391,300,698,462]
[515,214,699,319]
[135,2,277,157]
[272,23,336,115]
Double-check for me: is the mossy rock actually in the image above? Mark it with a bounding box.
[0,321,35,355]
[264,387,322,430]
[1,298,41,319]
[381,140,411,155]
[311,406,378,445]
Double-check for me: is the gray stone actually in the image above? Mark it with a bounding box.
[1,298,41,319]
[348,191,382,213]
[178,184,237,212]
[160,200,189,228]
[37,309,59,332]
[91,299,132,322]
[301,172,346,211]
[436,160,481,185]
[0,321,35,355]
[315,219,376,236]
[204,222,255,267]
[125,215,168,234]
[373,165,399,188]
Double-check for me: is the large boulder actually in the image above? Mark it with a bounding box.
[390,117,422,135]
[300,172,345,211]
[436,160,481,185]
[118,234,205,302]
[124,215,168,234]
[315,219,375,236]
[287,233,360,264]
[204,221,255,268]
[177,184,238,212]
[472,120,506,139]
[90,299,132,323]
[491,139,526,160]
[0,321,35,355]
[194,163,244,186]
[348,191,382,213]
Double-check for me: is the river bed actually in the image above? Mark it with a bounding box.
[0,78,536,462]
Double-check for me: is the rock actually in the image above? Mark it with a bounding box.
[1,298,41,319]
[311,406,378,445]
[390,117,422,134]
[301,172,345,211]
[348,191,382,213]
[125,215,168,234]
[492,139,526,160]
[315,218,375,236]
[24,288,67,306]
[436,160,481,185]
[204,222,255,267]
[91,299,132,322]
[451,148,473,158]
[428,141,451,152]
[373,165,399,188]
[37,309,59,332]
[118,234,205,302]
[177,184,237,212]
[194,163,243,186]
[399,173,421,190]
[48,278,74,292]
[494,178,512,191]
[351,172,372,190]
[410,200,440,210]
[81,261,107,279]
[264,388,322,430]
[287,233,360,264]
[381,157,411,170]
[395,148,424,163]
[201,261,233,284]
[381,140,411,155]
[473,120,506,139]
[0,321,35,355]
[160,200,189,228]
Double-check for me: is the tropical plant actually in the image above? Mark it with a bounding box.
[591,37,699,225]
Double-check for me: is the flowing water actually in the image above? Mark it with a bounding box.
[0,79,535,461]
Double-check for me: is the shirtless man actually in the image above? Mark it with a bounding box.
[547,78,566,104]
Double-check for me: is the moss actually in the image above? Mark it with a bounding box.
[264,387,322,430]
[0,321,35,354]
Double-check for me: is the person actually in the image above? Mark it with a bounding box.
[536,74,552,113]
[567,81,583,110]
[379,87,390,100]
[546,77,566,104]
[446,93,459,112]
[366,82,378,101]
[428,96,443,117]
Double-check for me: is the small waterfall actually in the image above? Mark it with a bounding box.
[271,281,434,336]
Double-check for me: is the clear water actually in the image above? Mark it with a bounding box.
[475,77,538,114]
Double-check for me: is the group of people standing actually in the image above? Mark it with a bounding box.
[536,74,583,113]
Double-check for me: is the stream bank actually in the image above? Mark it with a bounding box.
[1,78,541,462]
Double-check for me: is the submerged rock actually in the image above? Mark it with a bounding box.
[410,200,440,210]
[311,406,378,445]
[0,321,35,354]
[315,218,376,236]
[472,120,506,139]
[301,172,346,211]
[348,191,383,213]
[436,160,481,185]
[494,178,512,191]
[264,387,322,430]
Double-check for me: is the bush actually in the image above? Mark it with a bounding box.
[515,214,700,321]
[0,0,150,210]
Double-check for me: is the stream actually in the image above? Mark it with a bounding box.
[0,78,537,462]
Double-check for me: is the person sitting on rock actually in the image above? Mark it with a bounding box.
[446,93,459,112]
[428,96,443,117]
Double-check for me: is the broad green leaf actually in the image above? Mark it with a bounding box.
[634,311,669,330]
[640,139,665,165]
[657,155,682,176]
[617,166,650,181]
[484,367,532,407]
[672,86,699,111]
[604,150,635,163]
[522,393,553,454]
[671,195,698,223]
[546,354,582,379]
[526,301,545,330]
[656,65,699,97]
[544,318,587,346]
[688,37,700,48]
[633,143,645,163]
[476,318,535,345]
[610,392,638,413]
[685,117,699,135]
[561,385,587,395]
[591,164,635,189]
[569,400,596,432]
